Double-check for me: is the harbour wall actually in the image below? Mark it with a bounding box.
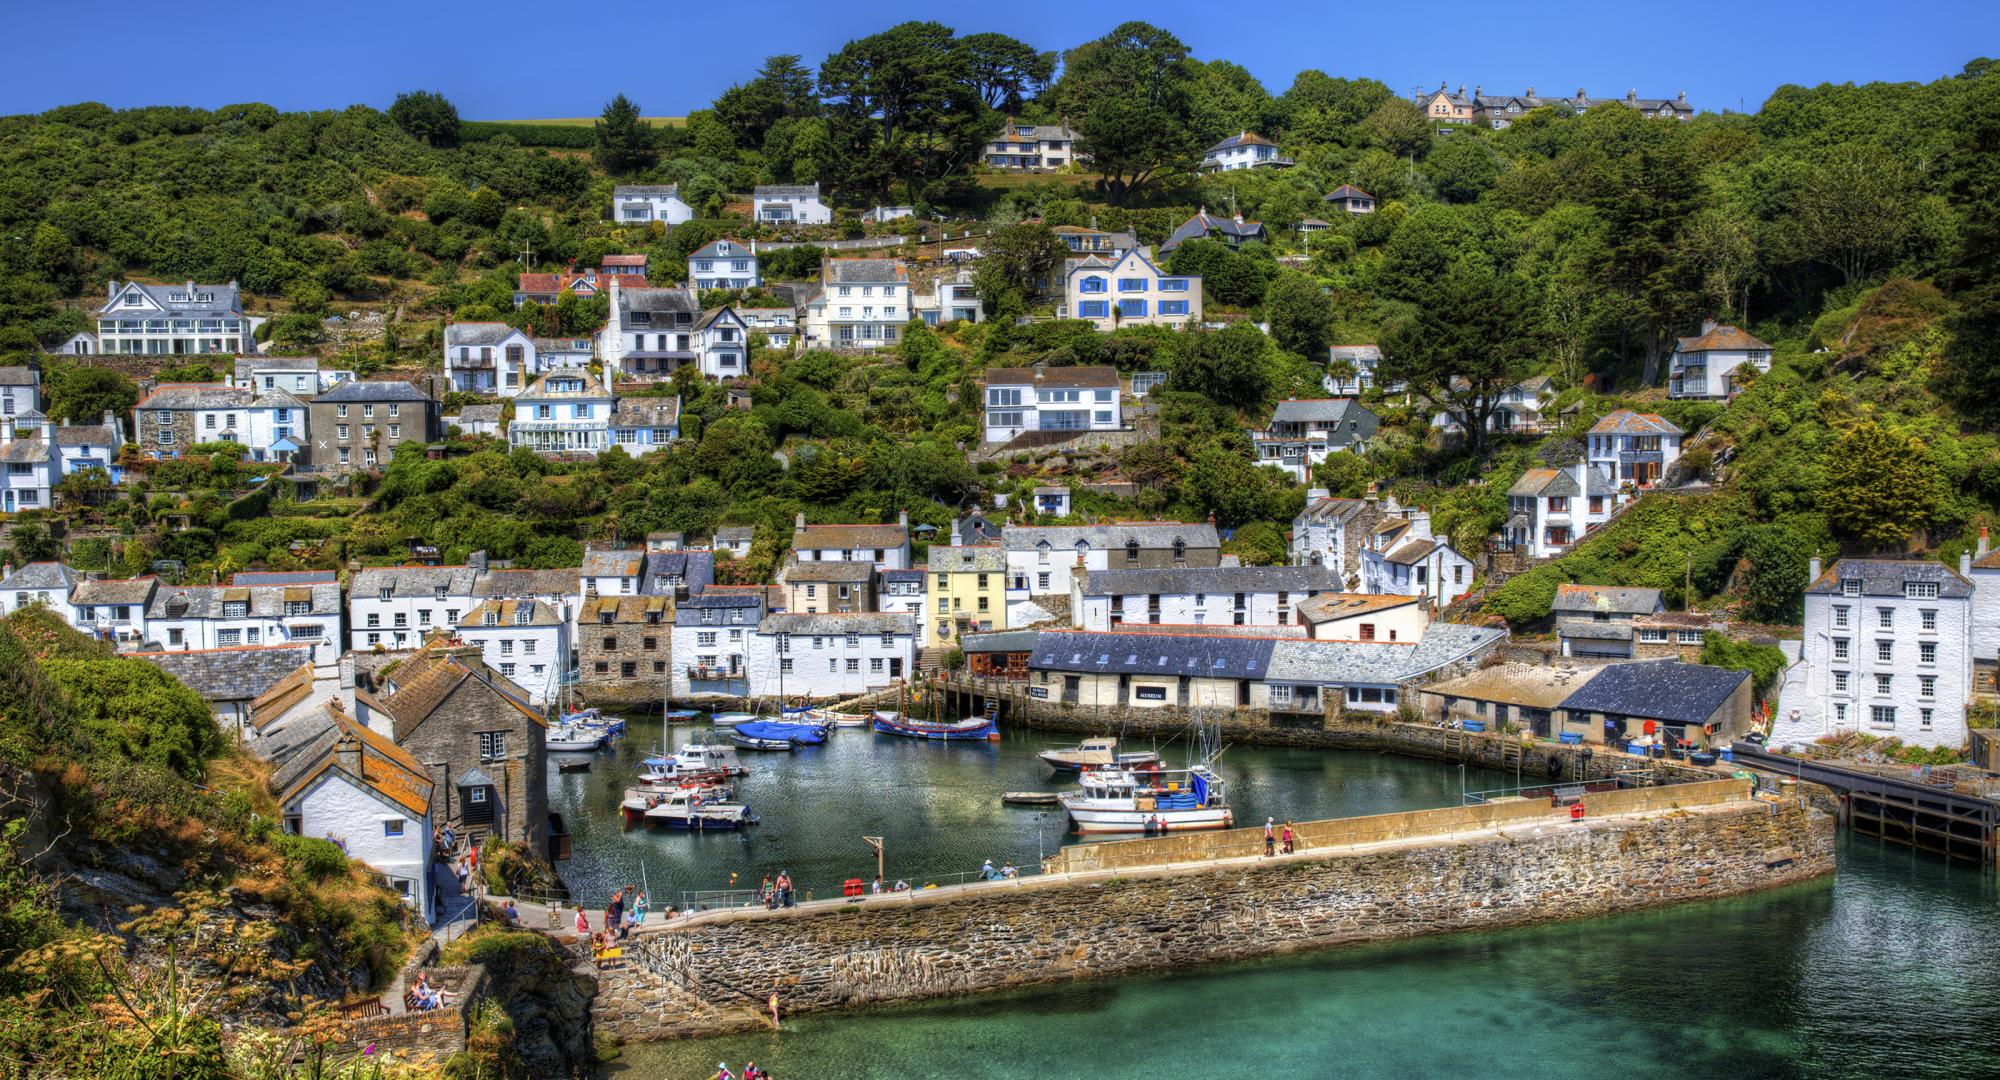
[592,781,1832,1042]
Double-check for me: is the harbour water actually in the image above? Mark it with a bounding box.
[606,833,2000,1080]
[548,709,1514,904]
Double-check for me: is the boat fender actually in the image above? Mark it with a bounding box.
[1547,755,1562,779]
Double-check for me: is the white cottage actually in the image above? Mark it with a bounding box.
[509,370,615,455]
[753,184,832,226]
[1669,321,1771,400]
[612,184,694,226]
[455,599,570,708]
[1064,248,1200,331]
[443,323,539,396]
[687,240,760,291]
[275,710,436,921]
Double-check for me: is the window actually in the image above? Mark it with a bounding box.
[1921,609,1937,631]
[1842,579,1862,597]
[1118,298,1147,318]
[1547,496,1569,513]
[1037,572,1051,590]
[1904,581,1939,600]
[1078,300,1109,319]
[1876,640,1892,662]
[1920,708,1933,730]
[1920,675,1936,699]
[845,658,859,673]
[1078,276,1106,293]
[222,601,249,618]
[1832,606,1849,629]
[1677,630,1703,645]
[1833,671,1849,692]
[478,732,506,760]
[1117,278,1148,292]
[283,600,311,617]
[595,661,609,673]
[1158,300,1188,316]
[1870,705,1896,728]
[499,640,514,655]
[384,819,404,838]
[1878,607,1894,630]
[1834,703,1848,724]
[217,629,242,646]
[1833,638,1849,661]
[1920,641,1936,664]
[1159,278,1188,292]
[1875,674,1892,695]
[621,662,637,678]
[779,658,793,673]
[1639,628,1669,644]
[697,632,717,646]
[871,658,884,673]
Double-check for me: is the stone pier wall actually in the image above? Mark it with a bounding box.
[593,795,1833,1043]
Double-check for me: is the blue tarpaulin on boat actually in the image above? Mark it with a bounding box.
[735,721,826,746]
[1191,771,1211,806]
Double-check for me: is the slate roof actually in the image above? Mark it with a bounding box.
[517,369,612,400]
[443,322,526,348]
[1271,398,1371,424]
[230,570,336,586]
[1805,559,1973,598]
[1032,485,1070,496]
[682,588,766,609]
[136,385,255,410]
[1160,210,1267,253]
[1557,660,1748,724]
[249,662,319,731]
[929,546,1008,573]
[102,280,242,318]
[1004,522,1221,552]
[1263,624,1507,685]
[1558,618,1634,641]
[824,258,906,284]
[582,550,644,577]
[580,595,673,624]
[316,380,429,404]
[688,240,754,261]
[1295,592,1420,624]
[0,442,46,464]
[1204,131,1278,153]
[473,567,580,598]
[459,599,564,628]
[879,568,927,584]
[1589,409,1681,436]
[963,629,1039,653]
[1676,325,1770,353]
[613,396,681,428]
[275,710,434,819]
[1508,465,1619,498]
[1552,584,1663,616]
[452,405,503,425]
[756,184,821,198]
[376,647,542,740]
[1422,662,1603,710]
[992,122,1077,141]
[602,254,648,268]
[784,560,878,583]
[133,644,319,703]
[71,577,157,606]
[1324,185,1375,202]
[1381,539,1441,566]
[351,565,481,597]
[53,423,118,447]
[148,581,340,618]
[794,523,908,550]
[0,562,81,592]
[614,184,681,198]
[1032,630,1278,678]
[759,612,913,636]
[1296,496,1372,525]
[713,525,755,543]
[983,366,1120,389]
[1080,564,1340,597]
[616,287,700,315]
[0,366,36,386]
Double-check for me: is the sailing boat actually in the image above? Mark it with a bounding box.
[871,679,1000,741]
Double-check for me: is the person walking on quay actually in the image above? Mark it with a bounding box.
[715,1062,736,1080]
[574,907,590,938]
[777,870,794,908]
[632,890,650,927]
[760,875,776,909]
[605,889,624,939]
[1282,821,1295,855]
[1264,818,1276,857]
[872,876,884,895]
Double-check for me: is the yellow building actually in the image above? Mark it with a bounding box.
[926,546,1008,649]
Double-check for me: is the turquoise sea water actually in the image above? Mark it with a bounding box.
[607,835,2000,1080]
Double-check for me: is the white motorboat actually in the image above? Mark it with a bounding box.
[545,725,606,753]
[709,711,758,727]
[1038,736,1160,773]
[620,787,756,830]
[671,742,746,776]
[1059,764,1233,834]
[808,708,870,728]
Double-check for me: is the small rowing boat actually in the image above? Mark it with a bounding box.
[872,710,1001,741]
[1000,791,1060,806]
[545,725,606,753]
[662,708,702,721]
[807,708,870,728]
[557,760,592,774]
[730,731,795,751]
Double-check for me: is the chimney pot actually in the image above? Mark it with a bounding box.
[1808,555,1822,585]
[1960,550,1973,578]
[334,729,363,778]
[796,512,807,530]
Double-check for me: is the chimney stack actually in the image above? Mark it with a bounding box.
[796,512,807,530]
[1808,555,1822,585]
[333,729,363,779]
[1978,527,1991,560]
[1961,549,1973,578]
[898,509,909,529]
[1701,318,1718,334]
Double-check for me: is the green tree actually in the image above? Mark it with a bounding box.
[1379,265,1544,457]
[819,22,991,199]
[1791,147,1913,287]
[955,32,1055,113]
[1167,323,1273,411]
[595,94,660,175]
[1055,22,1201,205]
[1359,97,1431,160]
[713,54,820,149]
[44,364,138,427]
[1264,272,1335,358]
[972,223,1068,317]
[1738,524,1811,622]
[1423,135,1500,203]
[387,90,461,148]
[1310,452,1374,498]
[1819,420,1946,549]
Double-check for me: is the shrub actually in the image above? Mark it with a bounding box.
[274,834,349,882]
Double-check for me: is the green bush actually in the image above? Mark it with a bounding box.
[460,121,596,148]
[274,834,350,882]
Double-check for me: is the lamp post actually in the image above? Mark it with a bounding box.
[863,835,884,884]
[1035,813,1048,865]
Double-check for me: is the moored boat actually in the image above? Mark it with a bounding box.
[815,709,869,728]
[545,725,606,752]
[620,787,756,830]
[872,710,1001,741]
[1037,736,1160,774]
[1060,764,1233,834]
[709,711,758,727]
[730,731,796,751]
[662,708,702,721]
[735,719,827,746]
[1001,791,1061,806]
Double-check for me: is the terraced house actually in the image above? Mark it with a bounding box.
[577,594,674,698]
[454,598,570,708]
[1003,521,1223,605]
[600,279,701,379]
[144,572,343,666]
[96,279,252,355]
[742,611,917,696]
[442,322,539,396]
[1069,564,1342,632]
[308,380,438,474]
[509,370,615,455]
[925,545,1008,648]
[1504,461,1624,560]
[132,385,308,465]
[687,239,759,290]
[1064,249,1201,331]
[791,511,911,571]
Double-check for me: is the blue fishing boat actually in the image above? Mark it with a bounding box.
[735,720,827,746]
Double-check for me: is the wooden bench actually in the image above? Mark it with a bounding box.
[336,996,388,1019]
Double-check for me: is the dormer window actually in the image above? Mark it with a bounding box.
[484,611,499,626]
[1904,581,1939,600]
[1842,579,1863,597]
[222,601,249,618]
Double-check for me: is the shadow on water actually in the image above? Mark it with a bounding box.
[605,827,2000,1080]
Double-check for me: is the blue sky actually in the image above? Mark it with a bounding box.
[1,0,1990,119]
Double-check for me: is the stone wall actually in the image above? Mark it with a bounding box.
[579,621,671,704]
[595,796,1832,1043]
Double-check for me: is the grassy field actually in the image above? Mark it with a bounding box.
[484,116,685,127]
